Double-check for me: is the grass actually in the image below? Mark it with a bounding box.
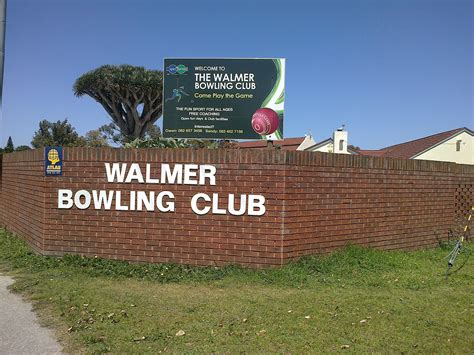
[0,229,473,353]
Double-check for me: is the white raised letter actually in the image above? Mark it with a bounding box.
[115,191,129,211]
[228,194,246,216]
[105,163,127,183]
[136,191,155,211]
[157,191,175,212]
[184,164,199,185]
[161,164,183,184]
[74,190,92,210]
[130,191,136,210]
[212,193,226,214]
[248,195,266,216]
[145,164,159,183]
[199,165,216,185]
[58,189,73,209]
[92,190,114,210]
[191,193,211,215]
[125,163,144,183]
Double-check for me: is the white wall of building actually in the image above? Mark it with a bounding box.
[415,131,474,165]
[307,142,334,153]
[333,129,349,154]
[304,127,354,154]
[296,135,317,151]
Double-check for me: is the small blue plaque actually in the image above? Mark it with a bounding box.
[45,147,63,176]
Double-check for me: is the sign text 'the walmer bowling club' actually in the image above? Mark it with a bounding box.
[57,163,266,216]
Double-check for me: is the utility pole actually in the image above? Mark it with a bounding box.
[0,0,6,146]
[0,0,6,108]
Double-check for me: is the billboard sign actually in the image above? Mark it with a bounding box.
[163,58,285,140]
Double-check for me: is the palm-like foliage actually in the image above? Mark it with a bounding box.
[74,65,163,140]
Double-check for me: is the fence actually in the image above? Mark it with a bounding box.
[0,148,472,267]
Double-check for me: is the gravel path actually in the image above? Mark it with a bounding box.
[0,275,62,354]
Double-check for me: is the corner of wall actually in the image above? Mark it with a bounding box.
[0,153,3,228]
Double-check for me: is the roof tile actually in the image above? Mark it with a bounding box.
[358,127,472,158]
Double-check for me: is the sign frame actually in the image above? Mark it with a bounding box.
[162,58,285,141]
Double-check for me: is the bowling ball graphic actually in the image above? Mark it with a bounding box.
[251,108,279,135]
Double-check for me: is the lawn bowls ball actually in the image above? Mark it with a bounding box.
[251,108,280,135]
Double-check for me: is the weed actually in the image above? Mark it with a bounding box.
[0,229,472,353]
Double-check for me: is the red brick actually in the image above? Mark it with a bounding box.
[0,148,472,267]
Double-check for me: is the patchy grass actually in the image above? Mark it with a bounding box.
[0,229,473,353]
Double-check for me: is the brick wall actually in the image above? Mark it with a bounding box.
[1,148,473,267]
[0,149,47,253]
[282,152,473,259]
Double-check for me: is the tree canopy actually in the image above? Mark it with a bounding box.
[87,122,162,146]
[15,145,31,151]
[0,137,31,154]
[73,65,163,141]
[4,136,14,153]
[31,119,85,148]
[83,129,110,147]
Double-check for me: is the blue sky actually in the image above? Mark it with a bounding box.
[1,0,472,148]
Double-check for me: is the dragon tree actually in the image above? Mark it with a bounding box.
[74,65,163,140]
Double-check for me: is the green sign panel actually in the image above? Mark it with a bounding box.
[163,58,285,140]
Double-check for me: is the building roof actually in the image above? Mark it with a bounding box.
[304,138,332,151]
[356,149,385,157]
[305,137,360,155]
[237,137,305,151]
[357,127,473,159]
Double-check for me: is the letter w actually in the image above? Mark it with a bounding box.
[92,190,114,210]
[105,163,127,183]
